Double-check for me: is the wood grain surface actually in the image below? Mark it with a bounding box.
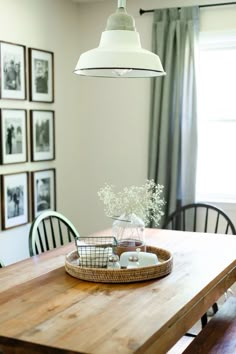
[0,229,235,354]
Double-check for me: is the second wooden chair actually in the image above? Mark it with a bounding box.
[163,202,236,331]
[29,210,80,256]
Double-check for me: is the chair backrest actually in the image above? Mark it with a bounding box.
[29,210,80,256]
[163,203,236,235]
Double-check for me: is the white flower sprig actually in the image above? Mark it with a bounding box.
[97,180,165,226]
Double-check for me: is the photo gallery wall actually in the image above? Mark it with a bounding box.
[0,40,56,230]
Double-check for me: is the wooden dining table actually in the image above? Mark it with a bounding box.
[0,229,235,354]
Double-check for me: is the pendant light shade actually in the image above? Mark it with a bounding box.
[74,0,165,78]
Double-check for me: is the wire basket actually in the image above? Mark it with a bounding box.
[75,236,118,268]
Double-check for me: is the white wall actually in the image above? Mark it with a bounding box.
[0,0,235,265]
[0,0,82,264]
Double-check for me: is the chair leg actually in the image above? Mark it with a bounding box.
[185,311,209,337]
[201,313,208,328]
[185,332,197,338]
[212,302,218,314]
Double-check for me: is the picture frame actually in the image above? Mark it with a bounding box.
[31,169,56,218]
[29,48,54,102]
[1,172,29,230]
[0,109,27,164]
[0,41,26,100]
[30,110,55,162]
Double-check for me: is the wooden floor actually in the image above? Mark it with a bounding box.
[167,283,236,354]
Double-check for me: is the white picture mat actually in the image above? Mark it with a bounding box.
[1,109,27,163]
[31,49,53,102]
[0,42,25,99]
[32,110,54,161]
[4,173,28,228]
[33,170,55,217]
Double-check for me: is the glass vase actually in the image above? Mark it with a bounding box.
[112,213,146,256]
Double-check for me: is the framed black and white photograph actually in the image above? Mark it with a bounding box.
[1,172,29,230]
[32,169,56,218]
[0,109,27,164]
[0,41,26,100]
[30,110,55,161]
[29,48,54,102]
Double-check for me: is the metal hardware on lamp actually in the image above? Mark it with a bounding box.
[74,0,166,78]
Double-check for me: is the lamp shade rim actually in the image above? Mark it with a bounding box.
[74,67,166,78]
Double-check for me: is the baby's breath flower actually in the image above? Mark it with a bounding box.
[97,180,165,226]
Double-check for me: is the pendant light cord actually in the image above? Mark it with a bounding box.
[140,1,236,15]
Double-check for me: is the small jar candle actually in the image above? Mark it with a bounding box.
[107,255,120,269]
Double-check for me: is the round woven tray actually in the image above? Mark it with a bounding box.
[65,245,173,283]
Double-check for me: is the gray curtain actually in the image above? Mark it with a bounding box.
[148,7,199,225]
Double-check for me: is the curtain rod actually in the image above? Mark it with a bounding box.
[139,2,236,15]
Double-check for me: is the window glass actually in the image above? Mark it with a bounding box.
[196,33,236,202]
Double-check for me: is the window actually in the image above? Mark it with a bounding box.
[196,32,236,203]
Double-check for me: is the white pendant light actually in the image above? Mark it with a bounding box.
[74,0,166,78]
